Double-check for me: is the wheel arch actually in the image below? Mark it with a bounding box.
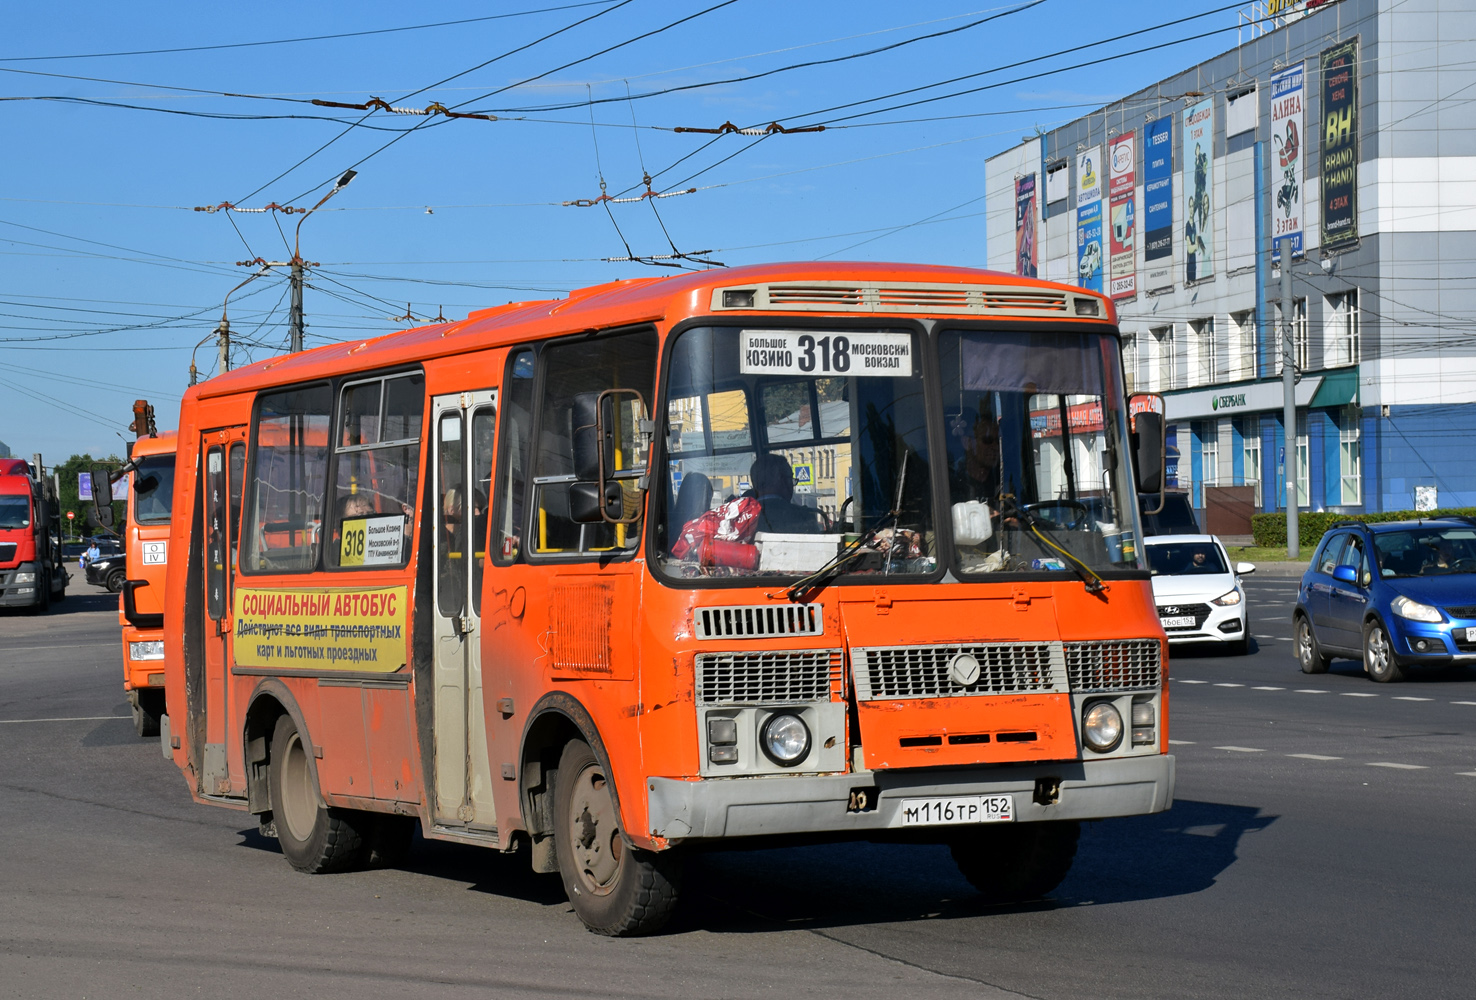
[242,679,319,817]
[518,692,642,868]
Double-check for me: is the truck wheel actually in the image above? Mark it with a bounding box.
[950,820,1080,904]
[132,689,164,738]
[268,714,366,873]
[552,739,681,936]
[29,570,51,614]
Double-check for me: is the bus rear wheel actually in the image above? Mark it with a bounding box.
[268,714,365,873]
[552,739,681,936]
[949,820,1080,904]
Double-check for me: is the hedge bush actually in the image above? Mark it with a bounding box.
[1250,507,1476,548]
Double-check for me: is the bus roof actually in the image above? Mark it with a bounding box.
[189,261,1114,401]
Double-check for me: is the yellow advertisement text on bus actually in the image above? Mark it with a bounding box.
[233,586,407,672]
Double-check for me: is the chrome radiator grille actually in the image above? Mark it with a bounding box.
[1064,639,1162,692]
[694,603,823,639]
[696,649,843,705]
[852,643,1066,701]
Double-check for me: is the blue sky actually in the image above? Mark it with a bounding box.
[1,0,1252,460]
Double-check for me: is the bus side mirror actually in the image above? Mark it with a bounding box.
[569,482,624,523]
[572,392,606,484]
[1130,410,1166,496]
[89,464,117,530]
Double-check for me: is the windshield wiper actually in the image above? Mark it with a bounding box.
[783,452,909,604]
[1002,496,1108,597]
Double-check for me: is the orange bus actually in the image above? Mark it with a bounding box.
[160,261,1173,936]
[119,430,176,737]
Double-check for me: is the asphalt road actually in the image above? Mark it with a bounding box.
[2,577,1474,999]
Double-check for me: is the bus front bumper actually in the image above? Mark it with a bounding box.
[646,754,1174,842]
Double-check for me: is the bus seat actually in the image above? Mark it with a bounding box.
[671,473,713,543]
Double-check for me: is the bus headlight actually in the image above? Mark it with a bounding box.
[130,641,165,661]
[1082,701,1124,753]
[759,713,810,766]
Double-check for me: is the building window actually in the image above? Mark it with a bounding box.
[1296,428,1309,508]
[1277,299,1308,373]
[1045,160,1069,203]
[1241,417,1261,488]
[1201,425,1219,487]
[1340,407,1362,505]
[1328,290,1360,367]
[1121,332,1137,393]
[1153,325,1175,391]
[1232,310,1256,381]
[1192,318,1218,386]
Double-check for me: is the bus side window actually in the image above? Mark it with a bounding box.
[228,443,245,567]
[244,385,333,573]
[493,349,535,565]
[531,331,657,557]
[327,372,424,570]
[470,404,496,608]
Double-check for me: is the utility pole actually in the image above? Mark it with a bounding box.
[216,317,231,376]
[1281,252,1299,560]
[288,259,305,353]
[289,169,357,354]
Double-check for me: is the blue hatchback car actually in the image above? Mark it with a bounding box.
[1294,518,1476,682]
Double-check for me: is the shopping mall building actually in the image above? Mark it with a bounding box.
[985,0,1474,525]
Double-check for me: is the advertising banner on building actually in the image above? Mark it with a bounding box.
[1270,63,1305,260]
[1143,116,1173,292]
[1107,132,1136,300]
[1014,173,1037,277]
[1182,97,1215,282]
[1320,39,1360,251]
[1075,146,1104,293]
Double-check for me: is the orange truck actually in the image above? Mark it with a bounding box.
[117,430,177,737]
[159,262,1173,936]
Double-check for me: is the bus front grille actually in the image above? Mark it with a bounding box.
[694,603,823,639]
[1063,639,1162,692]
[696,649,842,705]
[852,642,1066,701]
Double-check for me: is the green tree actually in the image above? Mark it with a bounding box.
[53,453,126,540]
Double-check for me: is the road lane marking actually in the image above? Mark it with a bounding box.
[1215,746,1266,753]
[1294,689,1329,694]
[0,642,117,653]
[1213,683,1245,687]
[1367,762,1427,770]
[1341,692,1378,697]
[1288,753,1342,760]
[1453,701,1476,706]
[1168,740,1195,745]
[1252,686,1285,690]
[1392,696,1433,702]
[1459,772,1476,777]
[0,715,130,724]
[1178,679,1208,684]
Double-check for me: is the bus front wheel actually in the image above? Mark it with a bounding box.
[949,819,1080,904]
[268,714,365,874]
[552,739,681,936]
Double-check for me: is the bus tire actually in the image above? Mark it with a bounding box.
[950,820,1080,904]
[552,739,681,936]
[132,689,164,738]
[268,714,365,874]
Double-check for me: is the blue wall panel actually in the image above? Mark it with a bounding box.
[1379,405,1476,510]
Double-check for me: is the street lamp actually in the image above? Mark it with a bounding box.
[289,169,356,352]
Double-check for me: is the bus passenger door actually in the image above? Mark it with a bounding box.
[200,425,249,797]
[430,391,498,830]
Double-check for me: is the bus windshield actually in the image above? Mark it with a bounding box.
[657,326,935,580]
[937,328,1139,576]
[0,495,29,529]
[132,455,174,525]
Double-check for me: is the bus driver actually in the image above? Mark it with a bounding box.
[749,452,826,534]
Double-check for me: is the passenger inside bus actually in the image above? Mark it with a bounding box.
[747,453,827,534]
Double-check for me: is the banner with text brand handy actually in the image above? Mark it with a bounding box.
[1320,39,1360,251]
[1270,63,1305,260]
[1107,132,1136,300]
[1075,146,1104,294]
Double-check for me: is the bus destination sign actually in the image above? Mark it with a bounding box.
[739,330,913,377]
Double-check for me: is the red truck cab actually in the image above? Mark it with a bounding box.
[0,457,67,610]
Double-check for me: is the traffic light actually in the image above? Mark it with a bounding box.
[129,399,157,439]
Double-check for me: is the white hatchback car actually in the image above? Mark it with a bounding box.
[1144,534,1256,655]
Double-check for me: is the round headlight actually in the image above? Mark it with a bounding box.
[1082,701,1124,753]
[759,713,811,766]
